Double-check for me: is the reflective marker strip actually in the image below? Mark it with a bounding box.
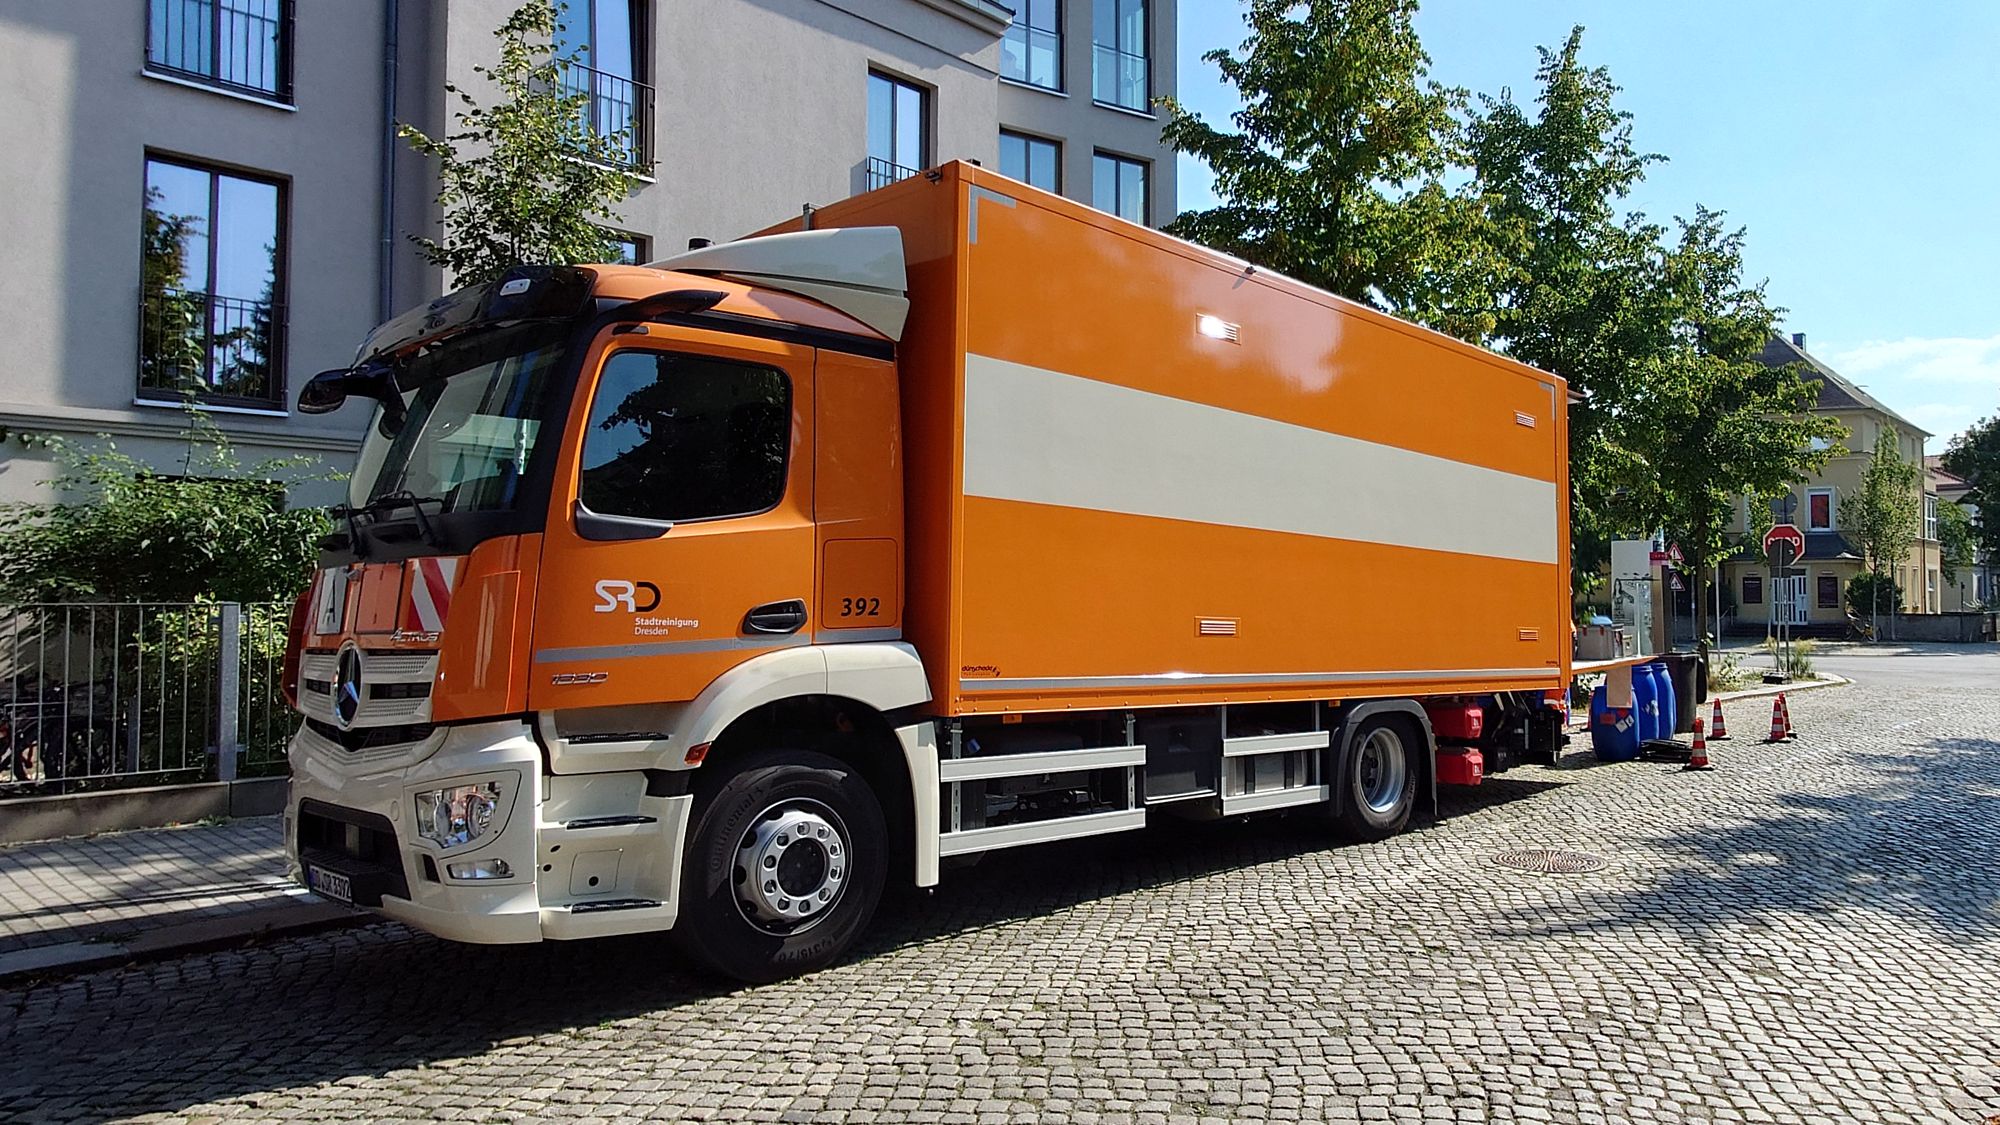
[533,634,808,663]
[962,667,1557,693]
[962,354,1561,565]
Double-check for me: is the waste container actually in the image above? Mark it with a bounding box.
[1658,652,1707,734]
[1633,663,1661,742]
[1650,661,1676,743]
[1588,685,1641,762]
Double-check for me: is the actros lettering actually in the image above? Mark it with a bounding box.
[594,579,662,613]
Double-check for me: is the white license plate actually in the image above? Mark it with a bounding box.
[306,865,353,904]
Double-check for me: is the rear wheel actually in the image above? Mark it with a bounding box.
[1333,714,1419,841]
[674,748,886,983]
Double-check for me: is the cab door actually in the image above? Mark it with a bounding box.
[531,326,816,713]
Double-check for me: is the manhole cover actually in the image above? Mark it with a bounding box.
[1490,848,1607,874]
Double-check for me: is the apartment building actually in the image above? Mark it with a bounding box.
[1720,333,1943,629]
[0,0,1177,506]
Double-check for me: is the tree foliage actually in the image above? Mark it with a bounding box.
[1938,498,1976,586]
[0,409,331,605]
[400,0,642,287]
[1840,427,1922,596]
[1942,412,2000,566]
[1160,0,1499,338]
[1615,210,1842,649]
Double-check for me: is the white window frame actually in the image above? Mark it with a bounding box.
[1924,494,1938,541]
[1806,486,1835,531]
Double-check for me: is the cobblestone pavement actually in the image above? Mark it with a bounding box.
[4,679,1998,1124]
[0,817,293,955]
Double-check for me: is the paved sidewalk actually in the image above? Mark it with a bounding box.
[0,816,354,979]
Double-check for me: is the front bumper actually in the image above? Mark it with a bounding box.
[287,719,692,944]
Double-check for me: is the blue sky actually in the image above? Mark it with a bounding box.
[1174,1,2000,452]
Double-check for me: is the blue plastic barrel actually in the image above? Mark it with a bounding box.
[1588,685,1641,762]
[1651,661,1678,738]
[1633,664,1660,742]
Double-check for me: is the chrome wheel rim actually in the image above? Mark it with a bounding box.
[1357,727,1409,815]
[734,799,850,936]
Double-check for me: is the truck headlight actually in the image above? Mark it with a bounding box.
[414,782,503,848]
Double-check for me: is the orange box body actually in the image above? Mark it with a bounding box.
[788,164,1572,719]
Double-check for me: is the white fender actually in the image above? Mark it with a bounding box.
[671,641,931,751]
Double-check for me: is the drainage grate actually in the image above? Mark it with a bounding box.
[1490,848,1607,874]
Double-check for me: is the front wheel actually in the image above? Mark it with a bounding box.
[1333,714,1420,841]
[673,748,886,983]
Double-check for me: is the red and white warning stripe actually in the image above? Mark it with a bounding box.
[402,556,462,633]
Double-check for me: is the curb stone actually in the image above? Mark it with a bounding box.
[0,898,364,986]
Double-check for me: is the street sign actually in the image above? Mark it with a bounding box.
[1764,523,1804,570]
[1667,543,1684,564]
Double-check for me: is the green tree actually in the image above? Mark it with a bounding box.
[1942,412,2000,570]
[399,0,642,287]
[1840,427,1922,638]
[1465,26,1665,593]
[0,409,331,605]
[1159,0,1499,339]
[1617,209,1843,654]
[1937,498,1976,586]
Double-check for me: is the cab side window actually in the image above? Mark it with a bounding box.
[578,351,792,523]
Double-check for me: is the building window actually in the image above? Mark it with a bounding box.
[579,351,791,523]
[1817,573,1840,609]
[1928,568,1939,612]
[1925,494,1938,541]
[1093,151,1148,224]
[1002,0,1062,91]
[1742,573,1763,605]
[1092,0,1148,110]
[999,131,1060,192]
[139,155,286,408]
[1806,487,1834,531]
[146,0,293,102]
[607,232,650,265]
[556,1,653,170]
[866,71,928,189]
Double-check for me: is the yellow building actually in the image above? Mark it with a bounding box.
[1722,333,1942,634]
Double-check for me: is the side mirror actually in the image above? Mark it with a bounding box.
[296,368,355,414]
[297,362,409,433]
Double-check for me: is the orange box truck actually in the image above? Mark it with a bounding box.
[284,162,1574,980]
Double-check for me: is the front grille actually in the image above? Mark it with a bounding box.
[296,799,410,906]
[305,716,436,753]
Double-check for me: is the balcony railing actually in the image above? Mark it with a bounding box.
[138,289,286,408]
[865,157,920,192]
[560,60,654,171]
[146,0,294,102]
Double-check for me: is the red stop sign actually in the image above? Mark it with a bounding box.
[1764,523,1804,566]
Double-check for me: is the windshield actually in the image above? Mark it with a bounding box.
[348,322,569,513]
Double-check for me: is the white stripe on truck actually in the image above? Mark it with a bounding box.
[962,354,1561,566]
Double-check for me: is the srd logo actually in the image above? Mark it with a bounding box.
[594,579,661,613]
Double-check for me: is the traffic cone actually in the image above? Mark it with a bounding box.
[1684,717,1711,771]
[1709,698,1730,740]
[1767,696,1787,743]
[1778,693,1795,740]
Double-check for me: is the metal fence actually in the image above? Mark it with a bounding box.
[0,602,295,797]
[865,156,919,192]
[560,60,654,170]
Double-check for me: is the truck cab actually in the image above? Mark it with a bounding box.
[286,229,934,981]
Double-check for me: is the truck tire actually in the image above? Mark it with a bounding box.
[1333,713,1419,841]
[673,748,887,983]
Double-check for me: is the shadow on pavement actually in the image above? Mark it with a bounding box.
[0,774,1567,1121]
[1481,735,2000,949]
